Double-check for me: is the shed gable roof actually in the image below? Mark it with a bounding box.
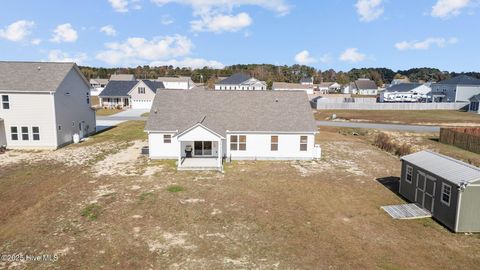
[145,90,318,136]
[401,150,480,185]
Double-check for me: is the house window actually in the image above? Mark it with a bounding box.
[138,87,146,94]
[441,183,452,206]
[271,136,278,151]
[2,95,9,109]
[72,121,75,127]
[300,136,308,151]
[406,165,413,183]
[164,134,171,144]
[21,126,29,140]
[32,127,40,141]
[10,127,18,141]
[86,92,90,105]
[230,135,246,151]
[58,125,62,132]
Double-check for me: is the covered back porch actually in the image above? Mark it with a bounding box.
[176,123,225,171]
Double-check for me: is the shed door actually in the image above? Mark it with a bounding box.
[415,172,436,213]
[415,173,426,206]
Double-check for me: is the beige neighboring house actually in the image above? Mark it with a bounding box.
[157,76,195,90]
[110,74,136,81]
[272,82,314,94]
[128,80,165,109]
[0,61,96,149]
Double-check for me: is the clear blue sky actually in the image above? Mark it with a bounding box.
[0,0,478,71]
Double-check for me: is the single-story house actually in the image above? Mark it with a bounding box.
[400,150,480,232]
[431,75,480,102]
[157,76,195,90]
[214,73,267,91]
[342,79,378,95]
[99,80,165,109]
[300,77,314,86]
[89,78,109,96]
[0,61,96,149]
[380,83,431,102]
[469,94,480,114]
[145,90,321,171]
[272,82,314,94]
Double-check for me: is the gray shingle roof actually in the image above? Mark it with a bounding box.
[0,61,79,92]
[109,74,136,81]
[354,79,377,90]
[99,80,139,97]
[145,90,318,136]
[273,82,311,90]
[436,75,480,86]
[385,83,424,93]
[216,73,251,85]
[401,150,480,185]
[142,80,165,93]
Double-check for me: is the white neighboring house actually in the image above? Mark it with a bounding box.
[342,79,378,95]
[214,73,267,91]
[0,61,96,149]
[89,78,109,96]
[99,80,165,109]
[145,90,320,171]
[300,77,314,86]
[431,75,480,102]
[157,76,195,90]
[469,94,480,114]
[272,82,314,94]
[380,83,432,102]
[328,82,341,92]
[128,80,165,109]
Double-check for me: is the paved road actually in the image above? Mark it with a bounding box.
[317,121,440,133]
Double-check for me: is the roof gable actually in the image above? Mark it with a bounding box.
[176,123,224,141]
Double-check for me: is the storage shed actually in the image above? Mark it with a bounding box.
[400,150,480,232]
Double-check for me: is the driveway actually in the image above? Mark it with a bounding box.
[96,109,149,132]
[316,121,440,133]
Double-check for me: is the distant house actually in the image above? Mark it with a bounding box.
[317,82,333,94]
[89,78,109,96]
[272,82,314,94]
[400,150,480,232]
[157,76,195,90]
[145,90,321,171]
[342,79,378,95]
[215,73,267,91]
[0,61,96,149]
[391,77,410,85]
[380,83,431,102]
[109,74,136,81]
[469,94,480,114]
[300,77,314,86]
[328,82,341,92]
[431,75,480,102]
[99,80,164,109]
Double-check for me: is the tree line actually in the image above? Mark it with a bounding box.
[79,64,480,88]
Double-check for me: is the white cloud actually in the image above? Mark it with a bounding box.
[191,12,252,32]
[150,57,225,69]
[31,38,41,45]
[48,50,87,65]
[395,37,458,50]
[294,50,316,65]
[339,48,366,62]
[152,0,289,32]
[100,25,117,36]
[0,20,35,42]
[355,0,384,22]
[431,0,471,18]
[51,23,78,43]
[96,35,194,65]
[109,0,128,12]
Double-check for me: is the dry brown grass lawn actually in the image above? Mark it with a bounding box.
[95,108,124,116]
[1,124,479,269]
[316,110,480,126]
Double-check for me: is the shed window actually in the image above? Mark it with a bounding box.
[138,87,146,94]
[441,183,452,206]
[21,126,29,141]
[406,165,413,183]
[164,134,171,144]
[2,95,9,109]
[230,135,246,151]
[10,127,18,141]
[32,127,40,141]
[300,136,308,151]
[271,136,278,151]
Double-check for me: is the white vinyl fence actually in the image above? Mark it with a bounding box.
[317,102,469,110]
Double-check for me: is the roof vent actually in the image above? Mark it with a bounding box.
[154,109,158,114]
[37,66,41,71]
[275,98,279,103]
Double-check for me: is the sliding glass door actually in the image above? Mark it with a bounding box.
[194,141,213,156]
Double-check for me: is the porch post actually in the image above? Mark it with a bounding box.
[218,139,222,168]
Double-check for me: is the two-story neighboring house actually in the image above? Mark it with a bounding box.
[431,75,480,102]
[0,61,96,149]
[214,73,267,91]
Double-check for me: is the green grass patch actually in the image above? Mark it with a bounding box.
[139,191,155,201]
[141,112,150,117]
[81,203,102,220]
[167,185,184,193]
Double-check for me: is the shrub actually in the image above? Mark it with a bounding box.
[374,133,394,153]
[167,185,184,193]
[394,143,412,156]
[81,203,101,220]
